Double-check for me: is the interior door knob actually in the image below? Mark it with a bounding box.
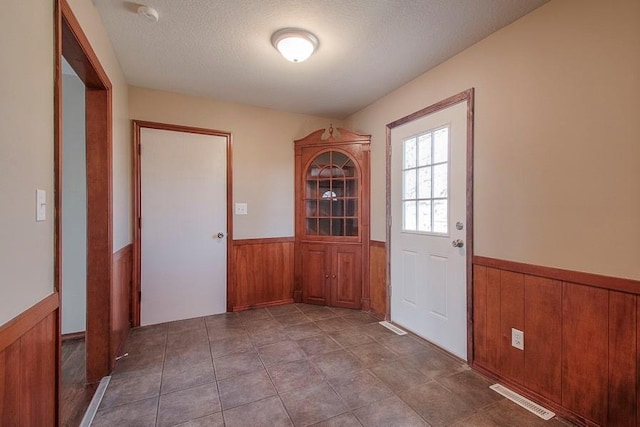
[452,239,464,248]
[217,232,225,239]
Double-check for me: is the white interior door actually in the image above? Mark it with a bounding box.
[140,128,227,326]
[390,101,468,360]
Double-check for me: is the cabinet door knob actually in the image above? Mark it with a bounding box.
[325,274,329,279]
[332,274,336,279]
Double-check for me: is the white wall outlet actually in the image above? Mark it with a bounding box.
[36,189,46,221]
[234,202,248,215]
[512,328,524,350]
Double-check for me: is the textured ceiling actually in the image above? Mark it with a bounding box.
[94,0,548,119]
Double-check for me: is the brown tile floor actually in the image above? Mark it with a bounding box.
[61,338,99,427]
[91,304,575,426]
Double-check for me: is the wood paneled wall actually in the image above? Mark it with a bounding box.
[369,241,387,319]
[230,238,386,315]
[231,238,295,311]
[112,244,132,360]
[0,293,59,425]
[473,256,640,426]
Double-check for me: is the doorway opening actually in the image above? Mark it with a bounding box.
[55,0,114,423]
[386,89,475,362]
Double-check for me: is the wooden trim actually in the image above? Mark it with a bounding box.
[385,88,475,362]
[473,256,640,294]
[0,295,58,426]
[61,331,85,342]
[465,88,475,365]
[232,299,295,312]
[132,120,233,324]
[60,8,107,87]
[59,1,111,90]
[113,244,132,261]
[57,0,114,384]
[54,2,63,425]
[0,293,59,354]
[132,122,141,326]
[232,237,295,246]
[369,240,387,318]
[385,125,392,321]
[227,133,234,312]
[112,244,133,361]
[232,239,294,311]
[131,120,229,137]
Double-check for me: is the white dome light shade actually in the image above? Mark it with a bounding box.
[271,28,318,63]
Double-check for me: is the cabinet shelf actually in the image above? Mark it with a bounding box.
[302,150,360,236]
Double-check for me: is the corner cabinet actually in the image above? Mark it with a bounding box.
[294,127,371,310]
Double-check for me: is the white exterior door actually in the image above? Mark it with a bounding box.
[140,128,227,326]
[390,101,468,360]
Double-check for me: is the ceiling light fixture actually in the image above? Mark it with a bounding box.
[271,28,318,63]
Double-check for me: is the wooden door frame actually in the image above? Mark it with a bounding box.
[385,88,475,363]
[131,121,234,326]
[55,0,114,384]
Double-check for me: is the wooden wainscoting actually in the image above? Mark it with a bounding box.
[369,240,387,319]
[473,256,640,426]
[0,293,59,425]
[112,244,132,361]
[231,238,295,311]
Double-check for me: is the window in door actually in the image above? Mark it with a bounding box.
[402,126,449,234]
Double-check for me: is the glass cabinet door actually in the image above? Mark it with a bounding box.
[305,151,358,237]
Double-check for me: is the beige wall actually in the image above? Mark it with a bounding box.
[66,0,131,252]
[0,0,130,326]
[346,0,640,280]
[0,0,55,324]
[129,87,342,239]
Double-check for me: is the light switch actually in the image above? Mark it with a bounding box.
[36,189,46,221]
[235,203,248,215]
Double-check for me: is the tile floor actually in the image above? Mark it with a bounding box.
[91,304,575,426]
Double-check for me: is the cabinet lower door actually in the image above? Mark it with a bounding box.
[331,245,362,309]
[301,243,330,305]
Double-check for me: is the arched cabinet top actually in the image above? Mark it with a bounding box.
[294,126,371,150]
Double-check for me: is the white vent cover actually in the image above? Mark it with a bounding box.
[490,384,555,420]
[379,321,407,335]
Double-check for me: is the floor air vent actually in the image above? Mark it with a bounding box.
[378,321,407,335]
[490,384,555,420]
